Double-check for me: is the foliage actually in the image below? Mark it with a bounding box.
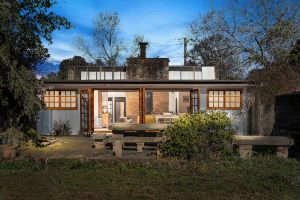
[53,120,72,136]
[160,111,235,159]
[0,128,24,146]
[75,12,124,66]
[24,129,42,145]
[190,0,299,102]
[58,56,90,80]
[188,33,243,79]
[249,40,300,104]
[0,0,72,132]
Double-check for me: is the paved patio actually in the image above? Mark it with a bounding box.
[15,136,154,160]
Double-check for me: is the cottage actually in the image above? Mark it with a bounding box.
[37,43,251,136]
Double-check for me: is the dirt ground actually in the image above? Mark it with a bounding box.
[14,136,154,160]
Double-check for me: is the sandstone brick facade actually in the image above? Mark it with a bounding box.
[126,92,139,123]
[152,92,169,114]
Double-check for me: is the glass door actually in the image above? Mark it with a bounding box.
[80,89,94,136]
[190,89,200,114]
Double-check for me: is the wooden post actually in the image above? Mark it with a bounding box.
[276,146,289,158]
[139,88,145,124]
[239,145,253,159]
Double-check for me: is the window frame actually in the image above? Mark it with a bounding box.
[43,89,78,110]
[206,88,243,110]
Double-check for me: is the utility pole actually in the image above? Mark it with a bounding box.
[184,37,188,66]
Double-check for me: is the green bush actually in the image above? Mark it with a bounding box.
[25,129,42,146]
[160,111,235,159]
[0,128,24,146]
[53,120,72,136]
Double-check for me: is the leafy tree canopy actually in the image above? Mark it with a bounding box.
[0,0,72,131]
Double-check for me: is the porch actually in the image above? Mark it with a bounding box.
[41,80,249,136]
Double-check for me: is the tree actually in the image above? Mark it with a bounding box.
[190,0,299,102]
[58,56,89,79]
[128,34,150,58]
[188,34,243,79]
[75,12,124,66]
[0,0,71,131]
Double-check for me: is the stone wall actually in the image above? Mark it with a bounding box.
[126,58,169,80]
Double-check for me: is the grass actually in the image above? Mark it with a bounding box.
[0,156,299,200]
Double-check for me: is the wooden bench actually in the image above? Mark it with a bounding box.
[233,135,294,158]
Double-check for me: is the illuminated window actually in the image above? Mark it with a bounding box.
[44,90,77,110]
[207,90,242,110]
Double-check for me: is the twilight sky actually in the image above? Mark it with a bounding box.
[43,0,227,68]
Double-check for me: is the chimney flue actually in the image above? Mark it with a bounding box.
[139,42,148,59]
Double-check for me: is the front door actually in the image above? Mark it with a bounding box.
[80,89,94,136]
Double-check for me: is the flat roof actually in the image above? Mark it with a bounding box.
[42,80,251,90]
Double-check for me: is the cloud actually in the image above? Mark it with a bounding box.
[44,0,213,69]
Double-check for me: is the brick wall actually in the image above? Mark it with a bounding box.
[152,92,169,114]
[126,92,139,123]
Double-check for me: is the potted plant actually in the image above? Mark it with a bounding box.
[0,128,24,159]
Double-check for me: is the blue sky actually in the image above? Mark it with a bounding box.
[44,0,226,68]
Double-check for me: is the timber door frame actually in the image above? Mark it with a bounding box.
[80,88,94,136]
[190,88,200,114]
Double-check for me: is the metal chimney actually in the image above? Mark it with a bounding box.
[139,42,148,59]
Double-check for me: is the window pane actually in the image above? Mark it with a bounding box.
[71,97,76,102]
[55,91,59,95]
[219,102,224,107]
[66,97,70,102]
[209,97,213,101]
[105,72,112,80]
[213,91,218,96]
[209,102,213,107]
[71,103,76,107]
[66,103,70,107]
[61,103,65,107]
[61,91,65,96]
[71,91,76,96]
[209,91,213,96]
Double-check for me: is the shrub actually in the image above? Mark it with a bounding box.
[0,128,24,146]
[160,111,235,159]
[53,120,72,136]
[25,129,42,146]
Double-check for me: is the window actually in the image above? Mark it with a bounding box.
[207,89,242,110]
[44,91,60,108]
[44,90,77,110]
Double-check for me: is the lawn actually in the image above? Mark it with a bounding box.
[0,156,299,200]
